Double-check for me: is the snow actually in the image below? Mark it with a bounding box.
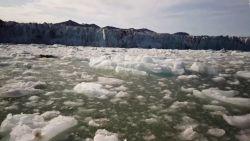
[0,113,77,141]
[223,114,250,129]
[73,82,114,97]
[94,129,118,141]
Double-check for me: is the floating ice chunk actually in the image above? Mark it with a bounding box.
[212,77,225,83]
[1,113,77,141]
[168,101,196,112]
[73,82,114,97]
[0,81,45,97]
[202,105,226,111]
[236,129,250,141]
[94,129,119,141]
[144,118,158,124]
[223,114,250,129]
[0,114,46,133]
[193,88,250,108]
[177,75,198,81]
[179,126,199,140]
[207,128,225,137]
[113,85,128,91]
[41,111,60,120]
[172,61,185,75]
[63,101,83,107]
[115,91,129,98]
[236,71,250,79]
[89,56,116,70]
[202,88,237,97]
[115,66,147,76]
[142,56,154,63]
[5,105,19,110]
[229,60,245,65]
[175,116,198,130]
[28,96,40,101]
[181,87,196,93]
[190,62,217,75]
[40,115,77,141]
[9,124,34,141]
[88,118,109,127]
[143,134,156,141]
[136,95,146,101]
[97,77,124,85]
[23,70,41,75]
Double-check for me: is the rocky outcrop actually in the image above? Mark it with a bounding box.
[0,20,249,51]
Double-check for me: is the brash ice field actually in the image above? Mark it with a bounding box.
[0,44,250,141]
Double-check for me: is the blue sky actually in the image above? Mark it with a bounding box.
[0,0,249,36]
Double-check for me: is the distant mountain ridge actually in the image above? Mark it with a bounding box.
[0,19,249,51]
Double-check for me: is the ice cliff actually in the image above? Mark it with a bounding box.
[0,19,250,51]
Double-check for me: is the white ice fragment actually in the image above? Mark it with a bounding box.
[40,116,77,141]
[5,105,19,110]
[236,71,250,79]
[0,114,46,133]
[144,118,158,124]
[223,114,250,129]
[194,88,250,108]
[207,128,225,137]
[181,87,196,93]
[73,82,114,97]
[236,129,250,141]
[63,101,83,107]
[202,105,226,111]
[177,75,198,81]
[88,118,109,127]
[115,91,129,98]
[97,77,124,85]
[179,126,199,140]
[115,66,147,76]
[212,77,225,83]
[23,70,41,75]
[28,96,40,101]
[41,111,60,120]
[94,129,119,141]
[190,62,217,75]
[0,81,45,97]
[0,113,77,141]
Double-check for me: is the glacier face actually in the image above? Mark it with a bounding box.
[0,44,250,141]
[0,20,250,51]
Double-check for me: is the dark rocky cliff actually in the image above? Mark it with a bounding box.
[0,20,249,51]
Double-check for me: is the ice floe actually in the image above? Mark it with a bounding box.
[193,88,250,108]
[207,128,225,137]
[73,82,114,97]
[223,114,250,129]
[0,81,46,97]
[0,113,77,141]
[236,71,250,79]
[94,129,118,141]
